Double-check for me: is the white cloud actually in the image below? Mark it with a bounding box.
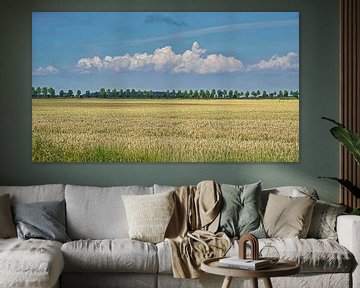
[247,52,299,71]
[76,42,245,74]
[32,65,60,75]
[76,43,298,75]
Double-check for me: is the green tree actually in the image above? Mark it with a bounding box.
[41,87,48,97]
[211,89,216,98]
[85,90,91,98]
[228,90,234,98]
[234,90,240,98]
[188,90,193,98]
[245,91,250,98]
[76,90,82,98]
[105,89,111,98]
[36,87,41,97]
[205,90,211,99]
[111,89,117,98]
[48,87,55,98]
[68,89,74,97]
[176,90,182,98]
[59,90,65,97]
[32,87,36,97]
[223,89,228,98]
[99,88,106,98]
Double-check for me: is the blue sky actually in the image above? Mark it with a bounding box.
[32,12,299,92]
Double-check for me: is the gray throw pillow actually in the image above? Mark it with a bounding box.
[0,194,16,238]
[307,200,347,240]
[218,182,266,238]
[12,200,70,243]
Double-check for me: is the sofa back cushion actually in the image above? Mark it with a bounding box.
[261,186,319,213]
[65,185,153,239]
[0,184,65,204]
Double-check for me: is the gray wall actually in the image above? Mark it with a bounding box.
[0,0,340,202]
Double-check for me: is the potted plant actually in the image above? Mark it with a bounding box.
[320,117,360,215]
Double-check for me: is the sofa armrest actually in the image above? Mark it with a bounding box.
[337,215,360,288]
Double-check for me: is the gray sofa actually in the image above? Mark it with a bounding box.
[0,184,359,288]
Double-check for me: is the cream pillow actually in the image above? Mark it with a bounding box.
[263,193,316,238]
[122,191,175,243]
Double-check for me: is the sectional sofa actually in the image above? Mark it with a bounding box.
[0,183,359,288]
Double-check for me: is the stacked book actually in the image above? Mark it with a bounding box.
[218,257,271,270]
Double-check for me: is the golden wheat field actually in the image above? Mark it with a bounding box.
[32,99,299,162]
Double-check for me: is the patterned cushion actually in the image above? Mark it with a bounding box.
[307,200,347,240]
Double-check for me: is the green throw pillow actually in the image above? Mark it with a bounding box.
[218,182,266,238]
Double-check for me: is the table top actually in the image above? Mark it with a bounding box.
[201,257,300,278]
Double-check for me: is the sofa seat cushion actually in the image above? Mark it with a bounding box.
[0,238,64,288]
[231,238,353,273]
[61,239,158,273]
[157,238,353,274]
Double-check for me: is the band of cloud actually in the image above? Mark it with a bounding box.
[247,52,299,71]
[77,42,244,74]
[34,43,299,76]
[32,65,60,76]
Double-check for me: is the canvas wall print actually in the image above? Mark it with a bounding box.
[32,12,299,162]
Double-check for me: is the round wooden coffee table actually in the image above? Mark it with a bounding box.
[201,257,300,288]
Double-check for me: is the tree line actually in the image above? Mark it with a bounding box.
[32,87,300,99]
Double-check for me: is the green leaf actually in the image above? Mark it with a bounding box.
[322,117,360,165]
[330,127,360,165]
[318,177,360,198]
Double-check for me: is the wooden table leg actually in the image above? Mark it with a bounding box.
[221,276,233,288]
[251,278,258,288]
[263,277,273,288]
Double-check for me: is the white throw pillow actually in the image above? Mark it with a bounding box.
[122,191,175,243]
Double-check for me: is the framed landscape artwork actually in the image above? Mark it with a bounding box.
[32,12,299,162]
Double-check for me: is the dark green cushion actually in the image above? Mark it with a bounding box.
[218,182,266,238]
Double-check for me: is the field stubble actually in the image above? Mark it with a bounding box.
[32,99,299,162]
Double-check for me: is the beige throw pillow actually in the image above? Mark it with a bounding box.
[122,191,175,243]
[263,193,316,238]
[0,194,17,238]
